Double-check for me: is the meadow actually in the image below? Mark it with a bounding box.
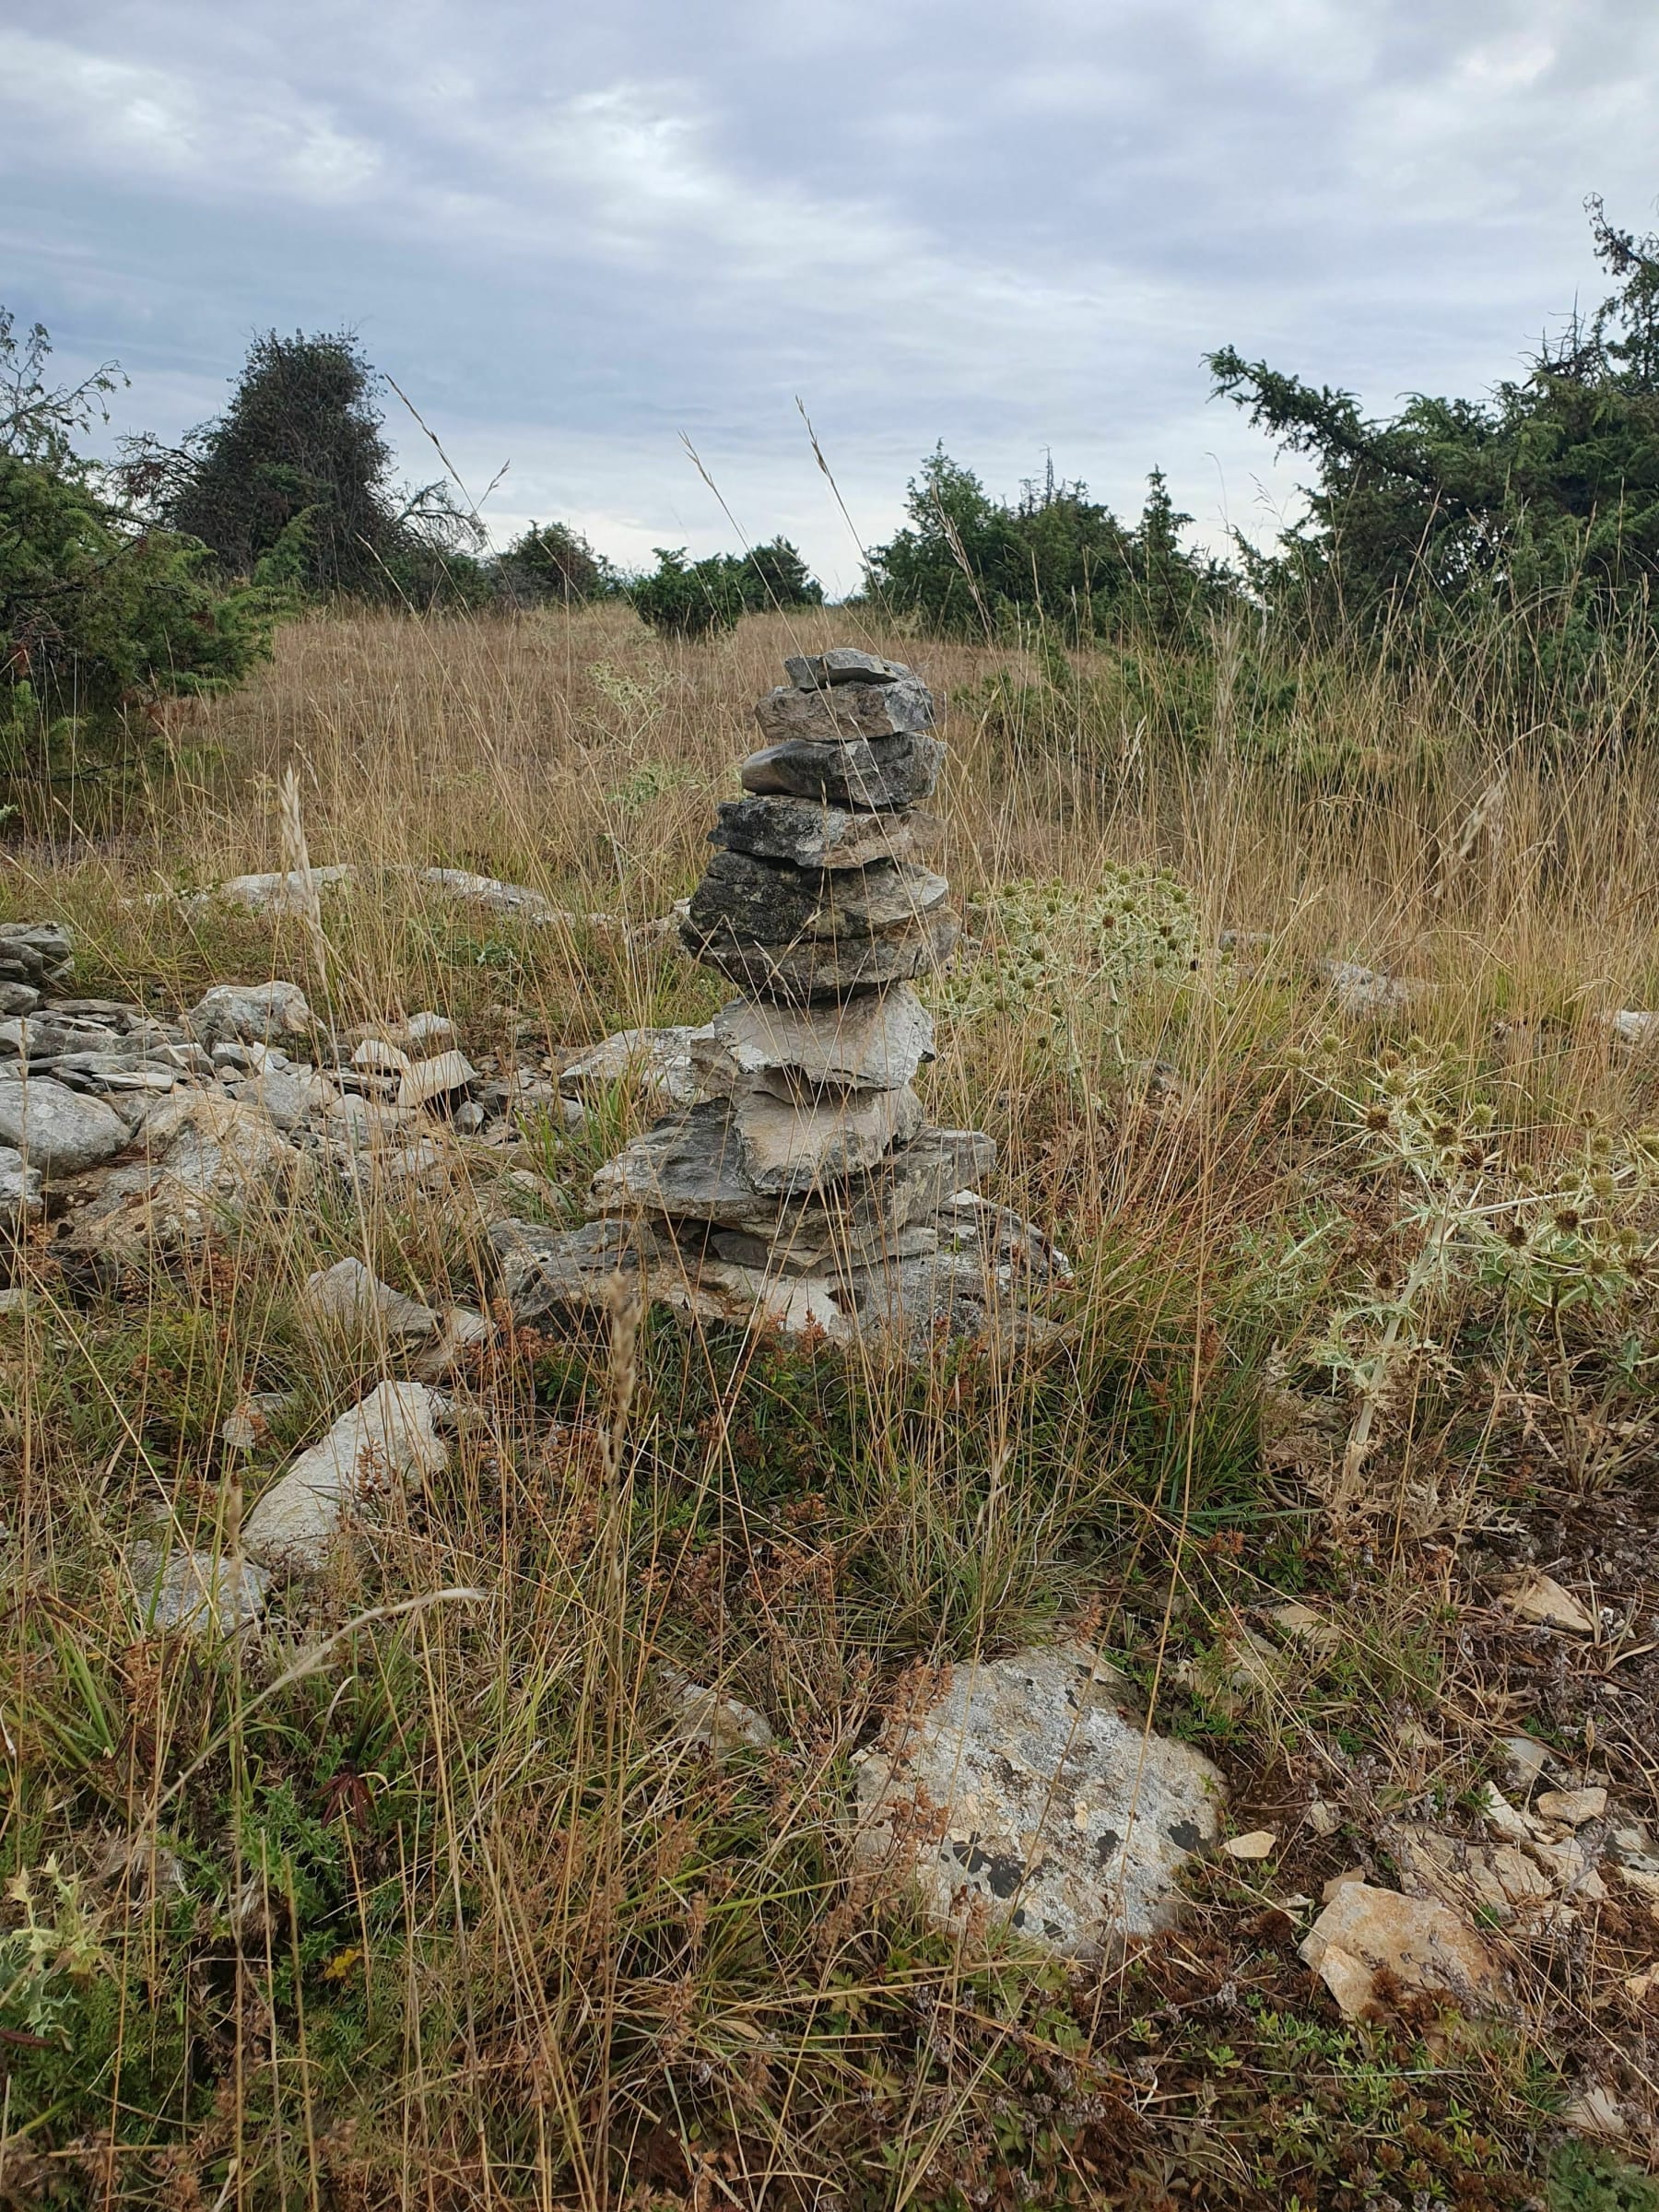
[3,602,1658,2209]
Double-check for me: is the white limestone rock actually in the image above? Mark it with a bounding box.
[0,1077,130,1174]
[241,1381,450,1571]
[854,1642,1225,1956]
[397,1050,477,1111]
[186,982,312,1048]
[301,1257,441,1343]
[694,986,935,1095]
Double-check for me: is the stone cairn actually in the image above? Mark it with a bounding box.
[491,647,1066,1342]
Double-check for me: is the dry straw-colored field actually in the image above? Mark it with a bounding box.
[4,605,1659,2207]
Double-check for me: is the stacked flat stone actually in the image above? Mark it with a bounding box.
[586,648,997,1312]
[489,648,1068,1343]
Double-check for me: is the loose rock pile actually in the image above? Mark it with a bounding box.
[492,648,1068,1344]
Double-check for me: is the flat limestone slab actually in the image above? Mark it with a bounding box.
[241,1381,449,1571]
[686,849,948,947]
[854,1643,1225,1956]
[488,1215,851,1339]
[587,1102,993,1246]
[712,794,926,871]
[741,733,945,810]
[755,677,934,745]
[782,647,912,688]
[694,986,935,1093]
[729,1079,924,1194]
[688,909,958,1005]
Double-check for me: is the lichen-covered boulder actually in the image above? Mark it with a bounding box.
[854,1642,1225,1956]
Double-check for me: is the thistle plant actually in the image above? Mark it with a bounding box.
[935,865,1198,1071]
[1303,1049,1659,1509]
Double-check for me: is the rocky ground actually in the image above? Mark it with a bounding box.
[6,891,1659,2207]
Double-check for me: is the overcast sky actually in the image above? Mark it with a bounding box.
[5,0,1657,594]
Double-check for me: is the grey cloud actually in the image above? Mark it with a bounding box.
[4,0,1657,593]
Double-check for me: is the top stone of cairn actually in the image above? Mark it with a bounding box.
[783,647,912,689]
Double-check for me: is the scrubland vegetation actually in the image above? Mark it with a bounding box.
[2,594,1658,2209]
[7,191,1659,2211]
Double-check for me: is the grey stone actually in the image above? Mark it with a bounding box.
[0,1077,129,1174]
[589,1102,993,1251]
[559,1025,717,1112]
[710,1221,940,1277]
[755,676,934,746]
[688,908,958,1005]
[186,981,312,1048]
[686,849,949,947]
[853,1642,1225,1956]
[206,866,357,913]
[489,1215,850,1338]
[782,647,912,689]
[301,1257,440,1343]
[152,1096,299,1198]
[490,1215,663,1321]
[741,732,946,810]
[935,1192,1073,1284]
[126,1543,268,1640]
[1323,961,1415,1018]
[0,923,72,985]
[0,983,38,1017]
[46,1053,181,1095]
[421,867,560,922]
[239,1067,330,1130]
[396,1049,477,1110]
[693,986,935,1094]
[241,1381,450,1571]
[711,794,926,871]
[660,1664,775,1755]
[0,1144,43,1228]
[729,1080,924,1194]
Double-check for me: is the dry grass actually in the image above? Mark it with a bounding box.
[2,605,1658,2208]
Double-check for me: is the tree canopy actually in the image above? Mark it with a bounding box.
[1208,197,1659,666]
[1,311,276,811]
[864,449,1231,642]
[120,330,483,604]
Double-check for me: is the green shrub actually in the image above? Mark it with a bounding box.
[630,545,747,639]
[0,310,277,814]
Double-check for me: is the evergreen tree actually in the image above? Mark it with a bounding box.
[121,330,480,602]
[865,446,1228,641]
[1207,196,1659,666]
[737,536,824,612]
